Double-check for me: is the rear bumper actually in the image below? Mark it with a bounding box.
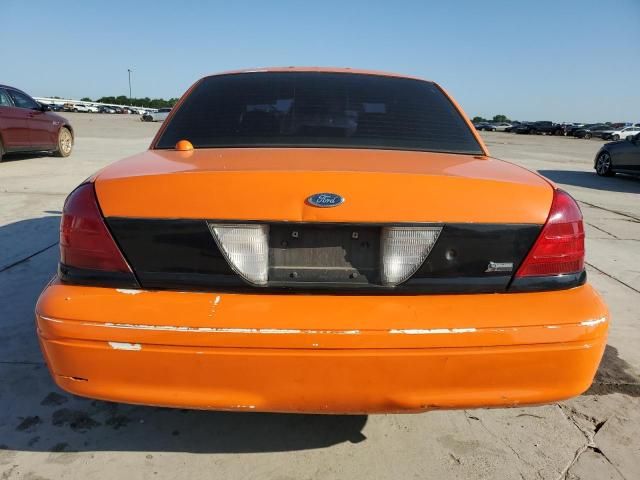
[36,281,609,413]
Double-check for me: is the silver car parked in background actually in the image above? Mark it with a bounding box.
[142,107,172,122]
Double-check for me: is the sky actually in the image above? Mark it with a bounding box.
[2,0,639,123]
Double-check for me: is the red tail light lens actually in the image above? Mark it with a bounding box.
[60,183,132,272]
[515,189,585,277]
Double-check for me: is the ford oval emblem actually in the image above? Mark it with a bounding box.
[306,193,345,208]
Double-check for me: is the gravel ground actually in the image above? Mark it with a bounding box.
[1,114,638,479]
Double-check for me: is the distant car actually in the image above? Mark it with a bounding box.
[48,104,64,112]
[111,106,124,114]
[475,123,511,132]
[601,126,640,141]
[516,121,564,135]
[513,122,533,134]
[0,85,74,161]
[492,122,512,132]
[503,122,521,132]
[575,125,611,139]
[142,107,171,122]
[86,105,99,113]
[72,104,90,113]
[594,133,640,176]
[98,106,116,114]
[564,123,587,136]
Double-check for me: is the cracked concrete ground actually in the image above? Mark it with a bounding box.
[1,118,638,479]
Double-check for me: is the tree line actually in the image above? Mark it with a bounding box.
[79,95,179,108]
[472,114,511,123]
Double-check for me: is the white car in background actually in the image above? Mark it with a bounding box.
[86,105,99,113]
[142,107,171,122]
[602,126,640,141]
[492,122,512,132]
[72,104,90,113]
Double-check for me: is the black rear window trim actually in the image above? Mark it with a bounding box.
[153,143,483,156]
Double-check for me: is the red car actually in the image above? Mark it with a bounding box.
[0,85,74,161]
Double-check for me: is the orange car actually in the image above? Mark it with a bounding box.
[36,68,608,413]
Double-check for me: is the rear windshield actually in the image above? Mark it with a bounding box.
[155,72,483,154]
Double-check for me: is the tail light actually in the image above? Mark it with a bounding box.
[381,226,442,286]
[60,183,132,272]
[515,189,584,277]
[208,224,270,285]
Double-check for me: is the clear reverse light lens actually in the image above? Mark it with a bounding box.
[208,224,270,285]
[381,226,441,286]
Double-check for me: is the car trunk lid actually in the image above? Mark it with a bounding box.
[94,148,553,224]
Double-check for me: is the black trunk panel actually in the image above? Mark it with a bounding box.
[105,218,542,293]
[414,224,541,278]
[107,218,236,278]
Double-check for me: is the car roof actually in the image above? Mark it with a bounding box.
[203,66,432,83]
[0,84,29,95]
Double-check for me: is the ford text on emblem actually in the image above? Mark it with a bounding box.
[306,193,345,208]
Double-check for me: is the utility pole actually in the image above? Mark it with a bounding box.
[128,68,132,105]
